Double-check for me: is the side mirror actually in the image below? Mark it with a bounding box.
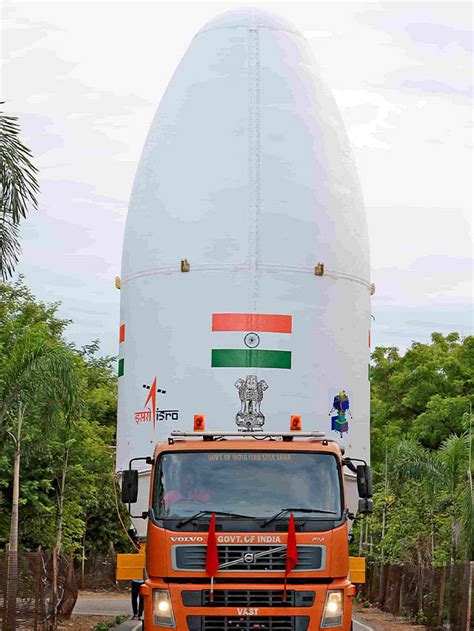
[358,498,373,515]
[356,464,373,499]
[122,469,139,504]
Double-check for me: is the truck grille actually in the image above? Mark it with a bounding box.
[173,545,324,572]
[187,616,310,631]
[182,590,315,607]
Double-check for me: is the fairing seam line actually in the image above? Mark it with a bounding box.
[194,25,303,41]
[121,265,371,289]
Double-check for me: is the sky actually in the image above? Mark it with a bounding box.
[2,0,473,358]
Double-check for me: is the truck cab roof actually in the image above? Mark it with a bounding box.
[154,435,344,460]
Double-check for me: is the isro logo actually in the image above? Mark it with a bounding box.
[134,377,179,429]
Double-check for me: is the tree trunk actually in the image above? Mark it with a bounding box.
[378,446,388,606]
[55,445,70,551]
[461,562,472,631]
[108,541,116,586]
[450,516,457,565]
[437,565,446,628]
[364,518,369,553]
[430,515,435,565]
[399,571,404,616]
[447,515,457,630]
[67,548,74,583]
[5,404,24,631]
[51,547,58,628]
[417,563,424,614]
[52,443,70,621]
[81,527,86,590]
[34,551,41,631]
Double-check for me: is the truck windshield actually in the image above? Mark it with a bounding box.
[153,451,342,519]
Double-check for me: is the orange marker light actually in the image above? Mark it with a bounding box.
[194,415,205,431]
[290,415,302,431]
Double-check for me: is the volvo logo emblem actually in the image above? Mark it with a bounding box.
[243,553,255,564]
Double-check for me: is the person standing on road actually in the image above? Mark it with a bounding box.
[128,528,145,620]
[131,578,145,620]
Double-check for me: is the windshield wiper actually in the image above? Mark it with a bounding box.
[261,507,338,527]
[176,510,257,529]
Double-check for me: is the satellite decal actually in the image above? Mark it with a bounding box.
[211,313,292,369]
[235,375,269,431]
[330,390,352,436]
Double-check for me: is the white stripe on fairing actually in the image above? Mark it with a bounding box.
[211,330,292,351]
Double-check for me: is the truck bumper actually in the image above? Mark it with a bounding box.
[140,580,354,630]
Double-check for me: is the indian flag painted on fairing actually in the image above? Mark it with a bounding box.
[211,313,292,369]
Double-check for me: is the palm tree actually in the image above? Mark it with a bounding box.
[389,435,471,563]
[390,438,440,484]
[438,433,471,563]
[388,434,471,625]
[0,104,39,280]
[1,330,82,631]
[390,438,442,562]
[438,433,471,629]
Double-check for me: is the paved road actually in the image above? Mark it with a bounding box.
[73,596,131,616]
[353,616,374,631]
[114,621,142,631]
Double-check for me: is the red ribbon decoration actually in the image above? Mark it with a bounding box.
[205,513,219,602]
[284,513,298,601]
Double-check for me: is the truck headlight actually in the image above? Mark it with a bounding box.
[321,589,343,628]
[153,590,175,627]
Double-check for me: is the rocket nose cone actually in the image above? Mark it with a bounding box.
[197,7,301,37]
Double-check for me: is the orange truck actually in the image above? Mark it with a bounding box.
[119,422,372,630]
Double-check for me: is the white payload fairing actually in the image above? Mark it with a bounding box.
[117,8,371,525]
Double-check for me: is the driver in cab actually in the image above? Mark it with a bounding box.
[162,470,210,505]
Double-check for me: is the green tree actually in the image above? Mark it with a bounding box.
[0,329,81,631]
[370,333,473,455]
[79,341,117,427]
[0,278,128,560]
